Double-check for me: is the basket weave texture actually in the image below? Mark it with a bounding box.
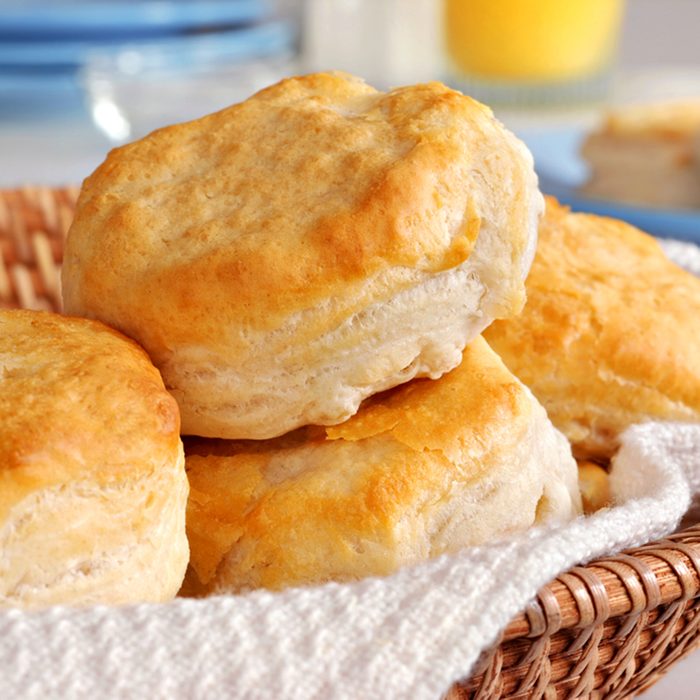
[2,186,700,699]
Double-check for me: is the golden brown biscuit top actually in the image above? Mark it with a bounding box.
[485,198,700,452]
[64,72,534,350]
[0,310,180,521]
[185,335,532,584]
[324,335,523,464]
[601,99,700,138]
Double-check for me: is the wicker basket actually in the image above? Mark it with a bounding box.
[2,186,700,699]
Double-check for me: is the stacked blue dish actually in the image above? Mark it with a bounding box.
[0,0,296,125]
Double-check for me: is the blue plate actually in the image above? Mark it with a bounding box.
[0,71,84,118]
[0,20,293,68]
[518,126,700,243]
[0,1,270,37]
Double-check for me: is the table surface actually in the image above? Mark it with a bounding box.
[0,110,107,188]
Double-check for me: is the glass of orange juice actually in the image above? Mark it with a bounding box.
[445,0,626,105]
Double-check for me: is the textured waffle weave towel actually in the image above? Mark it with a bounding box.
[1,241,699,700]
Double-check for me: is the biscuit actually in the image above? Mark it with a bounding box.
[580,99,700,209]
[577,461,610,514]
[485,198,700,459]
[0,310,188,608]
[182,336,580,594]
[62,72,542,439]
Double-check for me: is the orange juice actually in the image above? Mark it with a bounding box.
[445,0,625,83]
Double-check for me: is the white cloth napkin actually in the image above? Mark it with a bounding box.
[1,241,699,700]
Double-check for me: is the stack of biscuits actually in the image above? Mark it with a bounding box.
[4,73,700,607]
[61,72,581,595]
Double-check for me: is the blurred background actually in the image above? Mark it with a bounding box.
[0,1,699,207]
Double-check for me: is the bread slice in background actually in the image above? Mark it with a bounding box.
[580,99,700,209]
